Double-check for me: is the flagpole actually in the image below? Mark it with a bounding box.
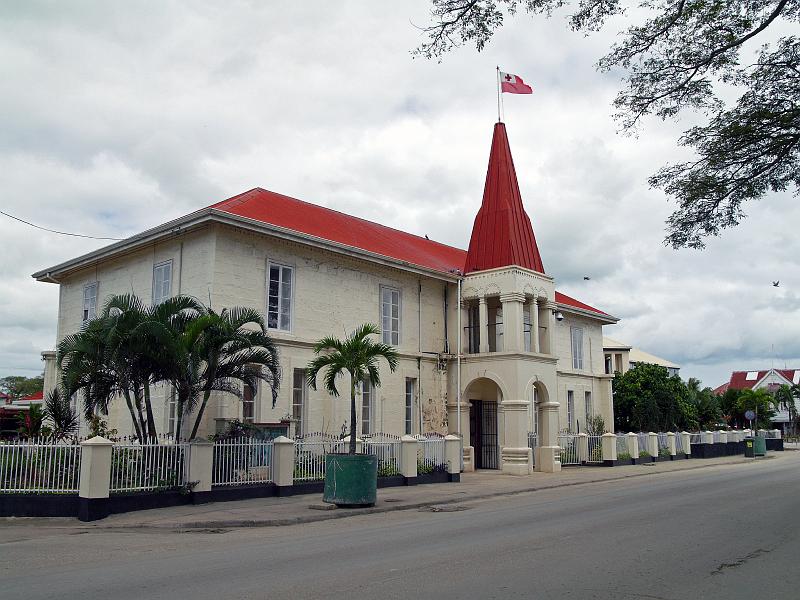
[496,66,501,122]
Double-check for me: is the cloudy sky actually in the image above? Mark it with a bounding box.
[1,1,797,388]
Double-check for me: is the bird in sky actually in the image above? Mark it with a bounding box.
[583,276,591,281]
[773,281,780,287]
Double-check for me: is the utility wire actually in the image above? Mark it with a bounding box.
[0,210,125,241]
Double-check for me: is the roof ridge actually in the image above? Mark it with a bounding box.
[211,187,467,255]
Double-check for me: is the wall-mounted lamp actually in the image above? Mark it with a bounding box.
[553,310,564,322]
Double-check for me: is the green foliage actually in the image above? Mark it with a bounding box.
[416,0,799,248]
[88,415,117,439]
[613,364,701,432]
[43,389,78,441]
[0,374,44,398]
[737,389,778,430]
[586,415,606,435]
[417,459,434,475]
[618,451,631,461]
[57,293,279,442]
[306,324,398,455]
[639,450,651,459]
[377,462,401,477]
[16,405,44,438]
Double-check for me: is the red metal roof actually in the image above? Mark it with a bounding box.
[723,369,798,392]
[211,188,466,275]
[464,123,545,274]
[19,391,43,402]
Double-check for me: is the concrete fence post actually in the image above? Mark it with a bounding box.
[703,430,714,444]
[647,433,658,458]
[355,437,363,454]
[188,439,214,498]
[400,435,418,483]
[577,433,589,464]
[667,432,677,457]
[601,433,617,464]
[681,431,692,456]
[78,436,114,522]
[626,432,639,460]
[718,430,728,444]
[773,429,782,439]
[444,435,462,481]
[272,436,295,493]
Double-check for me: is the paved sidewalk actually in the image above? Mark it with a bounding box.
[4,452,791,531]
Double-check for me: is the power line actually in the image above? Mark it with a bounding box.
[0,210,124,241]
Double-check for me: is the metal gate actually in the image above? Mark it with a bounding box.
[470,400,498,469]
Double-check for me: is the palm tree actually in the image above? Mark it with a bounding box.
[43,388,79,441]
[306,323,398,454]
[186,306,280,440]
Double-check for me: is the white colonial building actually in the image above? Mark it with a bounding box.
[34,122,618,474]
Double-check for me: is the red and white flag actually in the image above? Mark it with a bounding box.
[500,71,533,94]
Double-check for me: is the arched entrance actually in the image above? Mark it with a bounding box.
[464,377,503,469]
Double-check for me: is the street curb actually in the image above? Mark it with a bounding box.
[89,456,770,531]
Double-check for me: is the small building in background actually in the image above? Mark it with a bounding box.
[713,369,800,433]
[602,337,680,377]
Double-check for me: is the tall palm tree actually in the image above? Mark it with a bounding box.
[187,306,280,440]
[306,323,398,454]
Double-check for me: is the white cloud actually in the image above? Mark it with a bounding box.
[0,1,797,388]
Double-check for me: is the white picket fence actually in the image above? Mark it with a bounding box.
[110,442,189,493]
[557,434,580,465]
[293,433,347,482]
[415,433,447,472]
[0,441,82,493]
[363,433,401,476]
[212,437,274,486]
[586,435,603,463]
[616,434,629,456]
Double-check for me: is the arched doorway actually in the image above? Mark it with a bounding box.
[464,377,502,469]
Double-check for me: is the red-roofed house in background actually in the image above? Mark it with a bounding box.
[32,122,617,475]
[714,368,800,434]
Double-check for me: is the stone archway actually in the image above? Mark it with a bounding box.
[464,377,503,469]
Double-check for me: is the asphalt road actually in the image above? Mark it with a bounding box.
[2,453,798,600]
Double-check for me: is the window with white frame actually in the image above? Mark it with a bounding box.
[361,381,373,436]
[567,390,575,432]
[571,327,584,370]
[267,263,293,331]
[242,381,256,423]
[381,286,401,345]
[83,282,98,322]
[292,369,306,436]
[584,391,593,424]
[152,260,172,305]
[404,378,415,435]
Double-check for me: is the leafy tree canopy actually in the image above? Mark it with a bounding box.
[0,374,44,398]
[416,0,800,248]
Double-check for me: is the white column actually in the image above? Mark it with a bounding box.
[445,435,462,475]
[535,401,561,473]
[718,430,728,444]
[188,439,214,493]
[681,431,692,456]
[647,432,658,458]
[400,435,418,480]
[500,292,525,353]
[531,298,540,353]
[702,430,714,444]
[601,433,617,462]
[626,432,639,459]
[272,436,295,488]
[501,399,532,475]
[478,296,489,353]
[667,432,677,457]
[79,436,113,499]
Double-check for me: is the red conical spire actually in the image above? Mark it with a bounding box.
[464,122,545,274]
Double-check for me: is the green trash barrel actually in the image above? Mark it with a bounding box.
[754,435,767,456]
[744,437,755,458]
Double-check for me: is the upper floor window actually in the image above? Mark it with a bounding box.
[152,260,172,305]
[83,283,98,322]
[267,263,293,331]
[466,303,480,354]
[571,327,584,370]
[361,381,373,436]
[381,286,400,345]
